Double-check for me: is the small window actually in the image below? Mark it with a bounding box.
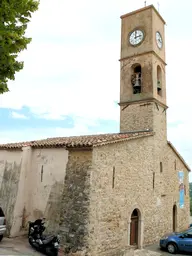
[112,166,115,188]
[41,165,44,182]
[174,160,177,170]
[160,162,163,173]
[153,172,155,189]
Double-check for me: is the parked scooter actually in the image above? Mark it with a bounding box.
[28,218,60,256]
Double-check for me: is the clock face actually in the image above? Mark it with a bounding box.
[129,29,144,46]
[156,31,163,49]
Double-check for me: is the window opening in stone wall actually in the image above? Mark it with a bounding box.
[174,160,177,170]
[131,64,141,94]
[157,65,162,96]
[41,165,44,182]
[153,172,155,189]
[173,205,177,232]
[160,162,163,173]
[112,166,115,188]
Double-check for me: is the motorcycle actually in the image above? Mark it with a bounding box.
[28,218,60,256]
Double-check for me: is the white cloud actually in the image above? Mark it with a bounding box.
[36,113,67,120]
[0,41,120,121]
[0,0,171,122]
[0,0,192,177]
[11,112,28,119]
[0,117,95,144]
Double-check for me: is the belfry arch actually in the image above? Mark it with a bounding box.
[157,65,162,96]
[131,63,142,94]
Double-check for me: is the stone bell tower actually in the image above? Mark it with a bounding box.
[119,5,168,138]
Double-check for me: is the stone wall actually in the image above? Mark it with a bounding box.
[120,101,154,132]
[88,135,189,256]
[161,144,190,231]
[0,133,189,256]
[142,141,190,245]
[59,149,92,255]
[89,136,154,256]
[146,102,190,243]
[25,148,68,234]
[0,147,68,237]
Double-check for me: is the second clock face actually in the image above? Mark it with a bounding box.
[156,31,163,49]
[129,29,144,46]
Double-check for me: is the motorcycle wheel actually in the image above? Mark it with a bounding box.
[28,238,41,252]
[45,247,58,256]
[28,237,34,247]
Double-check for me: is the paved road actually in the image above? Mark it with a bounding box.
[0,237,190,256]
[145,243,190,256]
[0,237,43,255]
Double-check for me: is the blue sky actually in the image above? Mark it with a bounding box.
[0,0,192,180]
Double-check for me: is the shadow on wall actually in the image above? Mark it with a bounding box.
[43,181,64,234]
[0,160,22,236]
[18,181,64,234]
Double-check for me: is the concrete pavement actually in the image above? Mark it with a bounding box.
[0,237,190,256]
[0,237,43,255]
[145,243,190,256]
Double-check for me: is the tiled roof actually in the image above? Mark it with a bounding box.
[0,130,153,149]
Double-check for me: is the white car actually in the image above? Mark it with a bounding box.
[0,207,6,241]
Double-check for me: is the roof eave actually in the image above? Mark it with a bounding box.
[167,141,191,172]
[93,132,154,147]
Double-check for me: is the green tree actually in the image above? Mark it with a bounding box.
[0,0,39,93]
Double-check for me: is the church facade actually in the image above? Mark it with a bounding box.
[0,5,190,256]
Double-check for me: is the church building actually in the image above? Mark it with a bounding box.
[0,5,190,256]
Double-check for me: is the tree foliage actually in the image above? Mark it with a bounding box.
[0,0,39,93]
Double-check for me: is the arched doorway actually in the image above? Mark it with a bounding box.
[173,205,177,232]
[130,209,139,246]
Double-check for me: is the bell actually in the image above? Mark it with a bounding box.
[133,73,141,87]
[157,80,161,90]
[133,79,140,87]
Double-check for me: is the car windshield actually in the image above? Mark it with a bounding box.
[179,227,192,234]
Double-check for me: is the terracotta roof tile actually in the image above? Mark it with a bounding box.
[0,130,153,149]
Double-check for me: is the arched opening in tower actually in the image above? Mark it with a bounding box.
[157,65,162,96]
[131,64,141,94]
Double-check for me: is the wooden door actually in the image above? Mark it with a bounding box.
[130,215,138,245]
